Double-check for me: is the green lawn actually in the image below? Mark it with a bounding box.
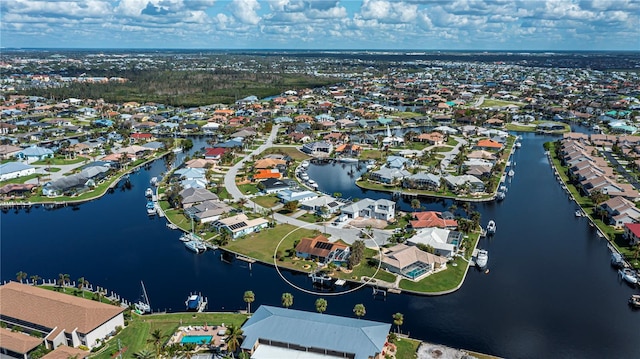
[33,157,85,165]
[93,312,248,359]
[446,137,459,146]
[480,99,525,108]
[238,183,260,195]
[261,147,310,161]
[432,146,452,152]
[361,150,385,160]
[251,195,280,208]
[296,212,321,223]
[505,123,537,132]
[394,337,421,359]
[0,173,43,186]
[223,224,319,264]
[398,257,468,293]
[39,285,114,304]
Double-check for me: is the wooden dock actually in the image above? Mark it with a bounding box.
[236,254,256,263]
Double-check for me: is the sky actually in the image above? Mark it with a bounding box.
[1,0,639,51]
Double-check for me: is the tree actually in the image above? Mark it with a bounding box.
[281,292,294,309]
[243,291,255,314]
[57,273,70,288]
[30,274,41,285]
[353,304,366,319]
[315,298,327,314]
[16,271,27,283]
[132,349,155,359]
[589,189,609,206]
[348,240,366,269]
[77,277,89,298]
[393,312,404,334]
[147,329,166,358]
[410,198,421,210]
[283,200,299,213]
[225,325,244,357]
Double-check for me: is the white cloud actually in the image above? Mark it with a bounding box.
[359,0,417,23]
[228,0,261,25]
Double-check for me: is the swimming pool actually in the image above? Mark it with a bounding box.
[181,335,212,344]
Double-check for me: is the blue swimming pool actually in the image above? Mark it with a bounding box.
[181,335,212,344]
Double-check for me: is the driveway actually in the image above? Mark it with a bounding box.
[601,150,640,190]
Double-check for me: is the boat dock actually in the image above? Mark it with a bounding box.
[236,254,256,263]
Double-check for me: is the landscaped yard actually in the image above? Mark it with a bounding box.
[261,146,310,161]
[93,312,248,359]
[394,337,421,359]
[398,256,468,293]
[251,194,280,208]
[33,156,86,165]
[237,183,260,195]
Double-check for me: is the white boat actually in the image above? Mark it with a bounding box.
[134,281,152,314]
[150,177,158,186]
[300,173,309,180]
[366,163,376,170]
[476,249,488,269]
[619,268,638,284]
[185,240,206,253]
[185,293,207,312]
[340,157,359,163]
[611,252,625,268]
[173,147,183,153]
[146,201,157,215]
[307,179,318,188]
[486,220,497,235]
[515,142,522,148]
[575,209,583,217]
[508,170,515,177]
[496,191,506,201]
[629,294,640,308]
[145,188,153,198]
[300,160,310,168]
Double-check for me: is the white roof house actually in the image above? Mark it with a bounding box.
[340,198,395,222]
[0,162,36,181]
[407,227,456,257]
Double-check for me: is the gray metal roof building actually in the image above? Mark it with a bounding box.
[241,305,391,359]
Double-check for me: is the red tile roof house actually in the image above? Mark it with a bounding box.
[204,147,226,160]
[130,133,153,142]
[295,235,350,266]
[0,282,125,350]
[410,211,458,229]
[624,223,640,246]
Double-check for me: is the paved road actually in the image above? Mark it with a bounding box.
[601,150,640,190]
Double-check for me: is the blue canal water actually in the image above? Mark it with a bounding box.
[2,132,640,358]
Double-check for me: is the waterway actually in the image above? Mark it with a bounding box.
[2,132,640,358]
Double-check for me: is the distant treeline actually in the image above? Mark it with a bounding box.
[24,70,338,107]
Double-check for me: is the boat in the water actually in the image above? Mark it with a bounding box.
[508,170,515,177]
[515,142,522,148]
[575,209,583,217]
[300,160,310,168]
[340,157,359,163]
[173,147,183,153]
[619,268,638,284]
[486,220,497,235]
[496,191,506,201]
[629,294,640,308]
[307,179,318,188]
[476,249,488,269]
[150,177,158,187]
[185,240,206,253]
[185,293,207,312]
[611,252,625,268]
[134,281,152,314]
[300,173,309,180]
[146,201,157,216]
[145,187,153,198]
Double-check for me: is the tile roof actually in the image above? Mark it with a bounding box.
[0,328,43,354]
[0,282,125,335]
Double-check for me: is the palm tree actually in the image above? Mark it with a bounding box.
[393,312,404,334]
[29,274,41,285]
[353,304,366,319]
[281,293,294,309]
[77,277,89,298]
[410,198,421,210]
[243,291,255,314]
[57,273,70,288]
[224,325,244,357]
[147,329,167,358]
[315,298,327,314]
[132,349,155,359]
[16,271,27,283]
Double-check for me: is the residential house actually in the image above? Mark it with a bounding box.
[376,243,448,280]
[0,282,125,349]
[369,167,411,184]
[179,187,218,208]
[42,165,111,197]
[254,158,286,169]
[301,141,333,157]
[276,189,319,204]
[299,195,344,216]
[386,156,412,169]
[474,139,503,151]
[295,235,350,265]
[254,169,283,181]
[184,200,233,223]
[16,146,53,163]
[598,196,640,227]
[334,143,362,157]
[410,211,458,229]
[0,162,36,181]
[340,198,395,222]
[0,144,22,160]
[623,223,640,246]
[259,178,292,194]
[416,132,445,145]
[403,172,441,190]
[444,175,485,193]
[407,227,462,258]
[240,305,390,359]
[212,213,269,239]
[204,147,226,161]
